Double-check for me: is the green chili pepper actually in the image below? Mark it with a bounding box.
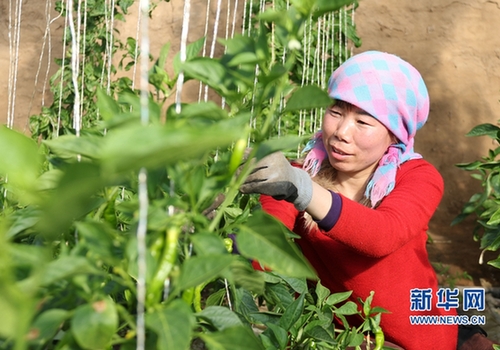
[223,237,233,253]
[146,226,180,308]
[373,326,384,350]
[193,284,203,312]
[182,287,195,305]
[228,138,247,175]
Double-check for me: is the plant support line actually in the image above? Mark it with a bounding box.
[136,0,152,348]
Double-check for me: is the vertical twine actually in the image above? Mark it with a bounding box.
[67,0,82,136]
[136,0,151,348]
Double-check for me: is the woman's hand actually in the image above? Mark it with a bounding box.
[240,152,313,211]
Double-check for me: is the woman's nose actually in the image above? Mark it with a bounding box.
[334,117,353,141]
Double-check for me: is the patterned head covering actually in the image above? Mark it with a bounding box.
[303,50,430,207]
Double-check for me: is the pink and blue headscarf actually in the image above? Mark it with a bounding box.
[303,50,430,207]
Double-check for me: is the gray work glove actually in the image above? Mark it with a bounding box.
[240,152,313,211]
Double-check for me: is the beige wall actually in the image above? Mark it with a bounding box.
[354,0,500,281]
[2,0,500,278]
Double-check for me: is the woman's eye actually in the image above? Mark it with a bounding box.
[329,109,341,116]
[357,119,371,126]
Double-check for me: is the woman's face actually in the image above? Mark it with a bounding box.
[322,101,394,180]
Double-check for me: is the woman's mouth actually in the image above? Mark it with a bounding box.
[332,146,349,156]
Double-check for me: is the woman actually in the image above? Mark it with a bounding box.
[240,51,495,349]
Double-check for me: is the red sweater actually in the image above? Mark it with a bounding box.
[260,159,458,350]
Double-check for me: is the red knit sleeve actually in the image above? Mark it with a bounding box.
[322,159,443,257]
[259,194,299,231]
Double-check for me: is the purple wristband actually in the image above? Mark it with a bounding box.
[315,190,342,231]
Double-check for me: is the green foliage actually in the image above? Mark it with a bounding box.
[454,122,500,269]
[0,0,387,349]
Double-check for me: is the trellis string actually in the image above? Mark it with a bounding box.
[136,0,153,347]
[26,0,53,125]
[67,0,82,136]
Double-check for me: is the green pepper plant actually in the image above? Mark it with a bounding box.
[0,0,388,349]
[454,122,500,270]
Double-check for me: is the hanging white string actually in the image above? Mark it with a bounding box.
[174,0,192,211]
[136,0,152,348]
[100,0,110,89]
[7,0,23,129]
[67,0,82,137]
[79,0,88,122]
[246,0,260,144]
[230,0,239,39]
[197,0,211,102]
[175,0,191,114]
[330,11,335,75]
[219,0,233,110]
[131,1,141,90]
[318,15,328,131]
[26,0,53,125]
[7,0,14,128]
[203,0,222,102]
[241,0,248,36]
[107,0,116,94]
[56,5,70,137]
[277,0,290,138]
[338,8,343,69]
[42,4,64,109]
[350,5,355,56]
[343,7,348,61]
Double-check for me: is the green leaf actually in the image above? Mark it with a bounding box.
[100,116,248,175]
[191,233,228,256]
[455,161,484,171]
[181,58,229,92]
[176,255,234,291]
[206,289,227,307]
[155,42,171,71]
[223,257,266,294]
[173,37,206,74]
[71,298,118,350]
[304,325,336,344]
[197,306,243,331]
[0,278,35,339]
[200,326,264,350]
[315,281,332,305]
[236,211,317,279]
[146,300,195,350]
[37,162,107,237]
[255,135,309,160]
[0,126,42,202]
[284,85,332,112]
[29,309,69,345]
[279,294,304,331]
[96,88,121,121]
[466,123,500,139]
[76,221,123,265]
[166,101,229,125]
[5,207,40,239]
[334,301,359,315]
[8,243,51,268]
[43,134,102,159]
[326,291,352,306]
[266,282,295,309]
[265,323,288,350]
[313,0,357,19]
[487,257,500,270]
[273,274,308,294]
[487,207,500,226]
[41,256,102,286]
